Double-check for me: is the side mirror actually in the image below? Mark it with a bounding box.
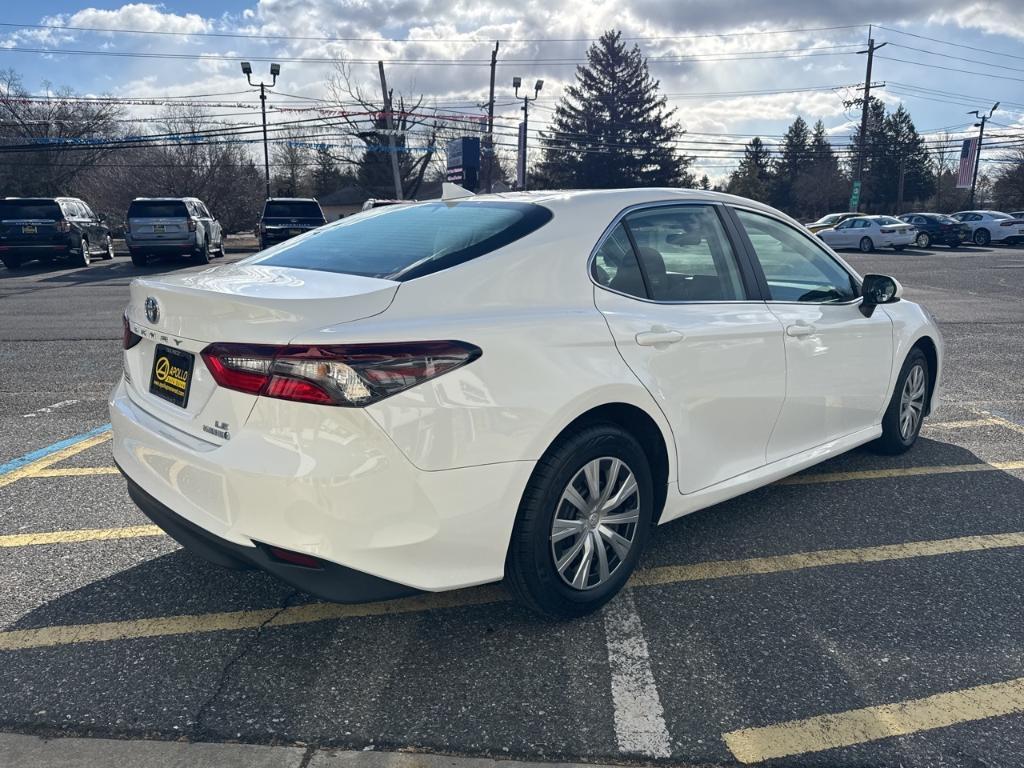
[97,212,107,222]
[860,274,903,317]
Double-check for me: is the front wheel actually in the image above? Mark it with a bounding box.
[974,228,990,246]
[103,234,115,260]
[870,349,929,455]
[916,232,931,248]
[859,236,874,253]
[505,423,653,618]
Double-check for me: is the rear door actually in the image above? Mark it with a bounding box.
[731,207,894,460]
[593,202,786,494]
[197,201,221,247]
[77,201,103,249]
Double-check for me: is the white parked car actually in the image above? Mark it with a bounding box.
[951,210,1024,246]
[816,215,916,252]
[111,190,943,617]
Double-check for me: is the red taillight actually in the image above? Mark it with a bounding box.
[188,219,197,232]
[1000,220,1018,227]
[880,228,894,234]
[56,220,70,233]
[122,312,142,350]
[201,341,481,407]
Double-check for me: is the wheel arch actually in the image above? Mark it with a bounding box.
[911,336,939,416]
[539,402,672,525]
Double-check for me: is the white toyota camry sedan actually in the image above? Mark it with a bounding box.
[111,189,943,617]
[816,215,916,252]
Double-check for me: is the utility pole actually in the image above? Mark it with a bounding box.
[896,157,906,214]
[512,76,543,191]
[483,41,499,193]
[241,61,280,200]
[854,27,886,212]
[378,61,404,200]
[968,102,999,208]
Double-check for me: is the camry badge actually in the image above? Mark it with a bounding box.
[145,296,160,324]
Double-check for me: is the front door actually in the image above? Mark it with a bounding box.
[731,207,894,461]
[592,203,787,494]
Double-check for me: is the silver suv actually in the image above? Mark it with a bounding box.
[125,197,224,267]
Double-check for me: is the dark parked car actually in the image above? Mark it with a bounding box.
[125,197,224,267]
[897,213,970,248]
[258,198,327,250]
[0,197,114,269]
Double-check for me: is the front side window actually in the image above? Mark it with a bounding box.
[253,201,553,281]
[620,205,746,301]
[735,208,858,304]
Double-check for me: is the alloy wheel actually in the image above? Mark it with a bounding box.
[899,364,926,440]
[550,457,640,591]
[916,232,930,248]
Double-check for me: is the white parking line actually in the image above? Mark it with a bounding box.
[21,400,78,418]
[602,589,672,758]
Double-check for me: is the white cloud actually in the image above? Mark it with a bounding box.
[52,3,211,35]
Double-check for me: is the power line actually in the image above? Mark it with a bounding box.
[874,25,1024,63]
[886,43,1024,74]
[874,55,1024,83]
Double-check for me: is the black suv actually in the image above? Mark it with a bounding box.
[897,213,971,249]
[258,198,326,250]
[0,197,114,269]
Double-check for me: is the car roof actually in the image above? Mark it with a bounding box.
[265,197,319,202]
[130,197,201,202]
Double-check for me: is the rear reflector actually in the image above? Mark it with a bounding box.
[201,341,481,407]
[265,545,323,569]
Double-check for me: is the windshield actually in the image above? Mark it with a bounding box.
[936,216,957,224]
[0,200,62,220]
[873,216,901,225]
[264,201,324,219]
[990,212,1011,220]
[252,201,553,281]
[128,201,189,218]
[816,214,839,225]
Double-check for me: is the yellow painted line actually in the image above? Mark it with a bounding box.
[31,467,121,478]
[926,417,1001,429]
[630,531,1024,587]
[780,460,1024,486]
[3,531,1023,652]
[0,525,164,548]
[0,432,111,489]
[978,411,1024,437]
[723,677,1024,763]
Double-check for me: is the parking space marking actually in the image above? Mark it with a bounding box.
[0,426,111,489]
[722,676,1024,763]
[21,400,79,418]
[977,410,1024,437]
[2,531,1021,652]
[603,589,672,758]
[31,467,120,478]
[925,417,1002,429]
[779,460,1024,486]
[0,525,163,548]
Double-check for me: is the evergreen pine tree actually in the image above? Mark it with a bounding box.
[698,174,710,190]
[770,116,811,212]
[881,104,934,212]
[537,30,692,188]
[311,143,344,198]
[793,120,848,218]
[726,137,772,201]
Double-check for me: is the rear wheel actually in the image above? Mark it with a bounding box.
[74,236,91,267]
[859,236,874,253]
[915,232,931,248]
[505,423,653,618]
[103,234,115,260]
[1,255,23,270]
[893,245,906,252]
[193,238,211,264]
[974,228,990,246]
[870,348,929,455]
[129,250,148,267]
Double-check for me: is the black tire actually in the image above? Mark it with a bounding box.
[193,238,211,264]
[103,234,115,260]
[870,348,929,455]
[2,255,23,270]
[916,232,931,248]
[893,245,906,252]
[129,250,148,267]
[74,236,91,267]
[973,228,990,246]
[505,422,654,618]
[859,236,874,253]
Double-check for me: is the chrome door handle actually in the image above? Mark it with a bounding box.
[786,323,816,338]
[635,329,684,346]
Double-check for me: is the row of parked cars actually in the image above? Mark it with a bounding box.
[0,195,328,270]
[805,209,1024,252]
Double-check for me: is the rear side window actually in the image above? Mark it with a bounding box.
[253,201,553,281]
[593,224,645,298]
[264,201,324,219]
[0,200,62,220]
[128,201,189,218]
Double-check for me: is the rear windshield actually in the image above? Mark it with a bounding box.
[936,215,957,224]
[128,200,189,218]
[252,201,553,281]
[0,200,62,220]
[264,200,324,219]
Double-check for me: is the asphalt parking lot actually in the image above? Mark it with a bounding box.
[1,240,1023,767]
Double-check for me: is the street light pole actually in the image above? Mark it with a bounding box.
[967,102,999,208]
[242,61,280,200]
[512,77,543,191]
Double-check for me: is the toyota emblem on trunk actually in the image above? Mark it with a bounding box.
[145,296,160,324]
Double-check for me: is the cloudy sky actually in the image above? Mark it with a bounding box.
[1,0,1022,182]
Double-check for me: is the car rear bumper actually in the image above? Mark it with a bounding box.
[0,242,73,255]
[126,236,196,252]
[109,378,532,596]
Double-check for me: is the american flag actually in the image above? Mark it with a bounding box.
[956,138,979,188]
